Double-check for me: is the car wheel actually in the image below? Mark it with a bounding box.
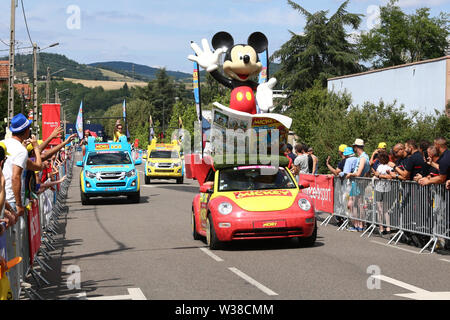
[81,192,89,205]
[145,176,151,185]
[191,208,202,240]
[297,222,317,248]
[206,215,222,250]
[177,177,184,184]
[128,192,140,204]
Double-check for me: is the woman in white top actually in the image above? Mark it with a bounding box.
[373,151,393,235]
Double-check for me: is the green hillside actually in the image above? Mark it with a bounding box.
[9,53,109,81]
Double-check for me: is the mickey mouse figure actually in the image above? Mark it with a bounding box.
[188,31,277,115]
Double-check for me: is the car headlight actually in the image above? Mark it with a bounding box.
[126,169,136,178]
[218,202,233,215]
[174,161,182,167]
[298,198,312,211]
[148,162,155,167]
[85,171,96,179]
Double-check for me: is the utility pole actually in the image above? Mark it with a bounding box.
[46,67,50,103]
[7,0,16,125]
[55,87,59,104]
[32,43,39,136]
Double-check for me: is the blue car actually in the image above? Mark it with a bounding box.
[77,136,142,205]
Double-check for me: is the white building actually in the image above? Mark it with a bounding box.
[328,56,450,116]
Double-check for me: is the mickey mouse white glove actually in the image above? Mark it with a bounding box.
[256,78,277,113]
[188,39,225,73]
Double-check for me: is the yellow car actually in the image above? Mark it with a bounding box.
[145,140,184,184]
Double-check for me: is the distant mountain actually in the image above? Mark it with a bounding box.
[7,53,109,81]
[89,61,192,81]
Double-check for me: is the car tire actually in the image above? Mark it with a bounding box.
[128,192,140,204]
[145,176,151,185]
[297,222,317,248]
[81,192,89,205]
[206,215,222,250]
[191,208,202,240]
[177,177,184,184]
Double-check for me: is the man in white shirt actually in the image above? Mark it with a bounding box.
[2,114,35,218]
[293,144,309,178]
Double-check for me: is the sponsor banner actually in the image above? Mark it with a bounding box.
[42,104,62,145]
[299,174,334,214]
[27,200,41,266]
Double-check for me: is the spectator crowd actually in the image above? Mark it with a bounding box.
[285,137,449,249]
[0,114,76,287]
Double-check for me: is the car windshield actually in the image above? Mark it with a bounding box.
[218,166,297,192]
[86,152,132,165]
[150,151,178,159]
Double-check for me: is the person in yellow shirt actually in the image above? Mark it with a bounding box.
[114,121,125,142]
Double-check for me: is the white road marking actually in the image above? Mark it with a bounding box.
[228,267,278,296]
[199,247,224,262]
[373,275,450,300]
[440,259,450,263]
[127,288,147,300]
[371,240,421,255]
[84,288,147,300]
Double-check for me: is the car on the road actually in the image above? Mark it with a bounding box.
[191,163,317,250]
[144,140,184,184]
[77,136,142,205]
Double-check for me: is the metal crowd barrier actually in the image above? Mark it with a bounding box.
[324,176,449,254]
[2,147,75,300]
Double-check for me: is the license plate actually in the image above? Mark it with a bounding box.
[254,220,286,229]
[105,188,117,191]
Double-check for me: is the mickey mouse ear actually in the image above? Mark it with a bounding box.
[248,32,268,53]
[212,31,234,51]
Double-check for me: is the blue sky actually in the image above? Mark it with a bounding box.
[1,0,449,73]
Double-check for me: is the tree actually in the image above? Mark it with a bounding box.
[287,82,449,174]
[272,0,363,91]
[358,0,449,68]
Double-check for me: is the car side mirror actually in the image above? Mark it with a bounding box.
[76,161,83,167]
[299,182,310,190]
[200,185,214,194]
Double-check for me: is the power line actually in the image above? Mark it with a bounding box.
[0,39,9,47]
[20,0,33,46]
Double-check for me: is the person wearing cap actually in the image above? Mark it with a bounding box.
[1,114,37,219]
[339,147,358,179]
[326,144,347,177]
[370,142,387,171]
[347,139,370,232]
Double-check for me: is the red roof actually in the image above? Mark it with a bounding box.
[0,61,8,80]
[14,84,31,98]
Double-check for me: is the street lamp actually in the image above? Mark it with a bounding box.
[46,68,65,103]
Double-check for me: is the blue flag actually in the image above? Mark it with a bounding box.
[75,101,83,139]
[123,99,130,138]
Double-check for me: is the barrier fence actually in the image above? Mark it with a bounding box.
[1,146,75,300]
[300,174,450,254]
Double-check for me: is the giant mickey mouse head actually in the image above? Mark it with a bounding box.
[188,32,277,114]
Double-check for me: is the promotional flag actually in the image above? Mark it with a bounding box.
[193,62,201,122]
[42,104,62,145]
[257,49,269,114]
[123,100,130,138]
[149,116,155,144]
[258,49,268,85]
[75,101,83,139]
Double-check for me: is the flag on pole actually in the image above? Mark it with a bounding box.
[257,49,269,114]
[149,116,155,144]
[123,99,130,138]
[75,101,83,139]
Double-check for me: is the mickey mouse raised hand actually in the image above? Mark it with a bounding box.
[188,39,225,73]
[188,31,276,115]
